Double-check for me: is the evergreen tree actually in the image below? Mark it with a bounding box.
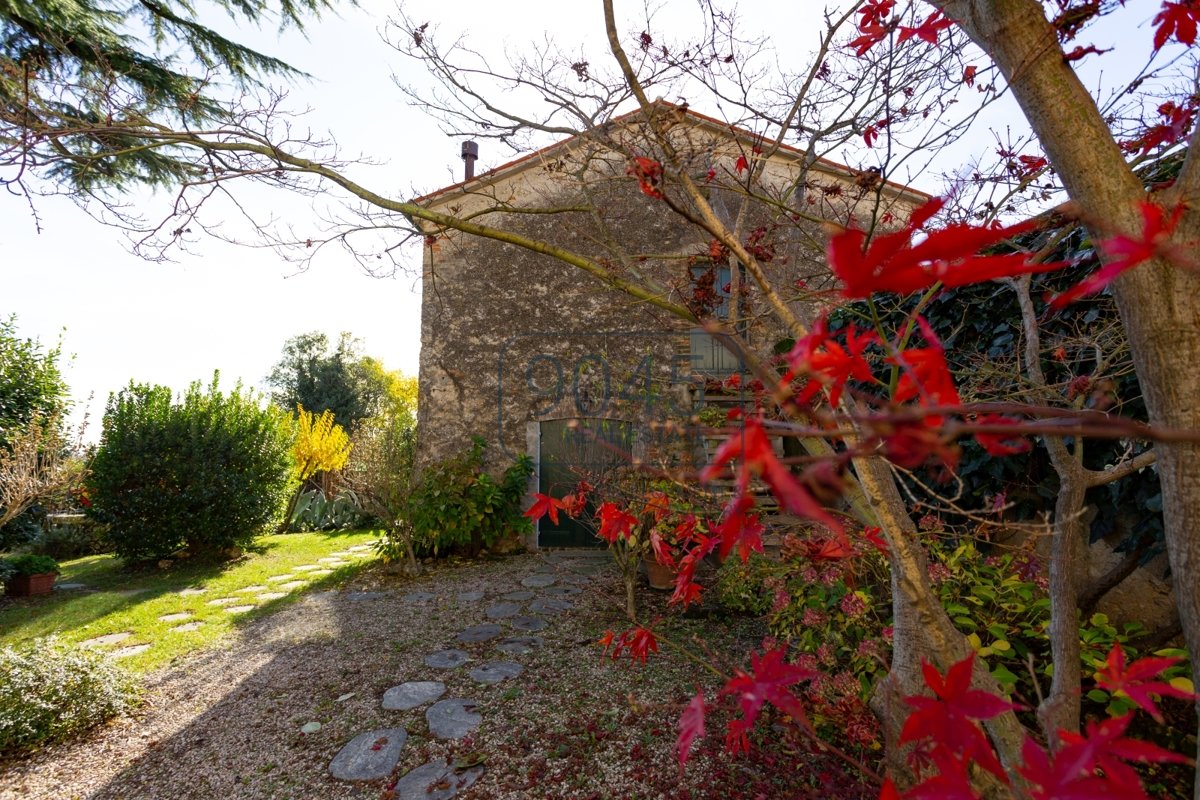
[0,0,337,191]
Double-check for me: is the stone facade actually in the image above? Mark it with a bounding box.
[413,109,926,543]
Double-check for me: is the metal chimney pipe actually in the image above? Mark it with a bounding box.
[461,140,479,181]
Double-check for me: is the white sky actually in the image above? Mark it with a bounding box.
[0,0,1160,438]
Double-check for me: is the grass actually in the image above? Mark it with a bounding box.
[0,530,380,673]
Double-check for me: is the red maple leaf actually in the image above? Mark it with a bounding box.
[897,11,953,46]
[1050,200,1185,308]
[787,319,878,406]
[734,155,749,173]
[849,24,890,56]
[714,495,765,563]
[720,645,815,734]
[1094,643,1196,723]
[700,415,843,535]
[1020,715,1192,800]
[676,691,706,767]
[596,501,639,544]
[974,414,1032,456]
[628,156,665,199]
[601,626,660,664]
[1153,0,1200,50]
[804,533,855,562]
[906,750,983,800]
[900,653,1017,782]
[962,65,977,87]
[1016,155,1048,177]
[827,197,1066,298]
[862,525,890,554]
[627,627,658,662]
[857,0,895,30]
[525,492,567,525]
[1122,100,1196,155]
[890,317,961,408]
[872,415,960,473]
[863,123,881,148]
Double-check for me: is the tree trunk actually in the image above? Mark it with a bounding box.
[855,456,1025,789]
[932,1,1200,793]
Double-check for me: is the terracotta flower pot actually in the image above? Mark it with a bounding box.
[5,572,57,597]
[643,557,677,591]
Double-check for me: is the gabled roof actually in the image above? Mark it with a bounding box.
[413,102,931,208]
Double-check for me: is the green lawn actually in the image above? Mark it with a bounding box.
[0,530,380,673]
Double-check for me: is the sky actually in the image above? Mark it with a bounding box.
[0,0,829,438]
[0,0,1159,439]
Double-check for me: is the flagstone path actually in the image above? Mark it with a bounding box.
[72,544,381,661]
[323,552,610,797]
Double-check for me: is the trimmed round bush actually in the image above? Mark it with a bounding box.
[0,638,137,754]
[87,375,294,562]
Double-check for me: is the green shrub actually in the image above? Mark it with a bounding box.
[288,489,369,532]
[32,517,111,559]
[409,437,533,555]
[0,638,137,755]
[714,553,780,616]
[87,375,294,562]
[2,553,59,576]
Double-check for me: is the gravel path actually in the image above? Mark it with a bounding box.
[0,552,855,799]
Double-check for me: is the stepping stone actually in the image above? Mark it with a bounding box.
[239,585,268,593]
[402,591,436,603]
[345,591,385,601]
[543,585,582,597]
[509,616,547,632]
[328,728,408,781]
[329,551,352,557]
[207,597,239,607]
[225,604,255,614]
[347,545,372,552]
[179,588,207,596]
[317,557,346,564]
[55,582,87,590]
[157,612,192,623]
[457,591,485,603]
[529,598,572,615]
[80,632,131,648]
[520,574,556,589]
[293,565,321,572]
[495,636,544,656]
[469,661,523,684]
[115,588,150,596]
[502,591,534,602]
[267,574,296,583]
[393,758,483,800]
[456,623,503,644]
[258,591,287,601]
[171,621,203,633]
[532,564,557,574]
[111,644,150,659]
[382,681,446,711]
[485,602,521,620]
[424,649,470,669]
[309,569,334,577]
[426,698,481,739]
[279,581,306,591]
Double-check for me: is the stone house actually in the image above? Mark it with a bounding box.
[413,105,928,547]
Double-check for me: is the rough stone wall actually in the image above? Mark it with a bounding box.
[414,124,923,474]
[416,191,696,473]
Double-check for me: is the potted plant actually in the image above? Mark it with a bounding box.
[2,554,60,597]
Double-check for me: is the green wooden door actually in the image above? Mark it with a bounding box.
[537,418,634,548]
